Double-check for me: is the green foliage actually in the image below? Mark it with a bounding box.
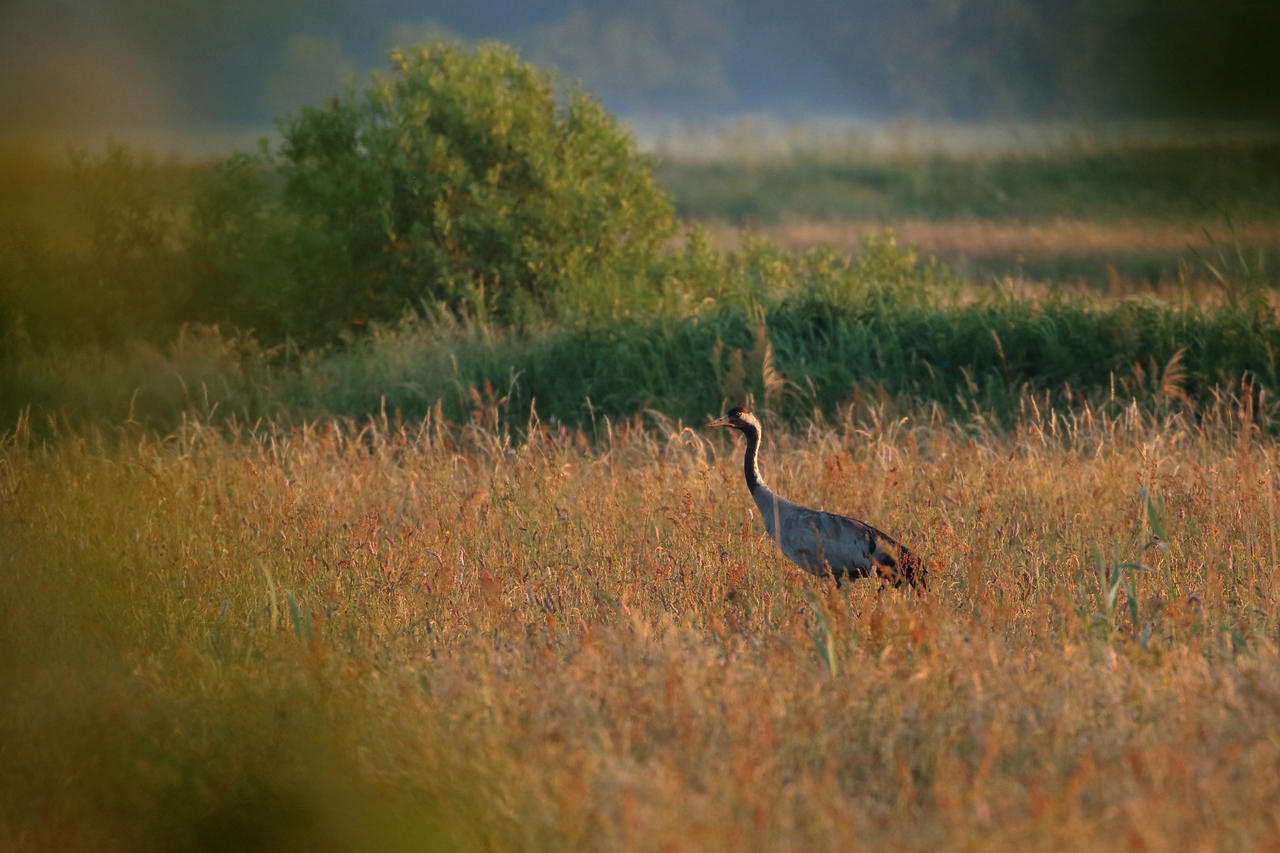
[2,43,677,351]
[187,148,299,341]
[277,41,675,333]
[6,121,1277,355]
[7,234,1278,436]
[0,144,189,347]
[2,73,1279,433]
[0,325,275,431]
[1085,488,1170,645]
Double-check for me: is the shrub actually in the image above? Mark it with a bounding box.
[187,149,299,342]
[276,41,675,334]
[0,145,188,348]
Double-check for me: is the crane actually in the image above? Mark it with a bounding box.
[708,407,925,590]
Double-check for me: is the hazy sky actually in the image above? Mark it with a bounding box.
[2,0,1275,141]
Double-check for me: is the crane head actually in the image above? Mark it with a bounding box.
[707,406,759,431]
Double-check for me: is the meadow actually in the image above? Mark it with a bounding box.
[4,391,1279,850]
[657,132,1280,288]
[658,138,1280,223]
[4,46,1280,846]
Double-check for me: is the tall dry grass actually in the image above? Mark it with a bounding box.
[2,394,1279,849]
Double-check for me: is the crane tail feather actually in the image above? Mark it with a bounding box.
[873,538,927,591]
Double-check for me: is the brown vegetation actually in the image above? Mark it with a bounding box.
[3,394,1279,849]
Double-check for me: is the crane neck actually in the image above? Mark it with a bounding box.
[741,423,765,493]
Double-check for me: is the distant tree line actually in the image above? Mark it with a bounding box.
[3,0,1276,126]
[760,0,1280,119]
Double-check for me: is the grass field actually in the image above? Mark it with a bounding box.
[656,138,1280,224]
[702,218,1280,289]
[4,114,1280,849]
[3,392,1280,849]
[658,131,1280,289]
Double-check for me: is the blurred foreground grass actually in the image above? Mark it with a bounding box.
[3,392,1279,849]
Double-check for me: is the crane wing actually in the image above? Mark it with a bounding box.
[743,453,925,590]
[781,506,924,589]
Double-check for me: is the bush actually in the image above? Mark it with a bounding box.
[276,41,675,334]
[187,149,299,342]
[0,145,188,348]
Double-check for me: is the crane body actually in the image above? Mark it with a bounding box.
[709,407,924,590]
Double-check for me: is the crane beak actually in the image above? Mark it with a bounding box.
[706,415,733,429]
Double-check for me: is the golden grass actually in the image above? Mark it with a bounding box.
[3,399,1280,850]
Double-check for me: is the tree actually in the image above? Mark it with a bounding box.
[278,41,676,333]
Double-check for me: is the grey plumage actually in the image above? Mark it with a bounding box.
[708,407,925,590]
